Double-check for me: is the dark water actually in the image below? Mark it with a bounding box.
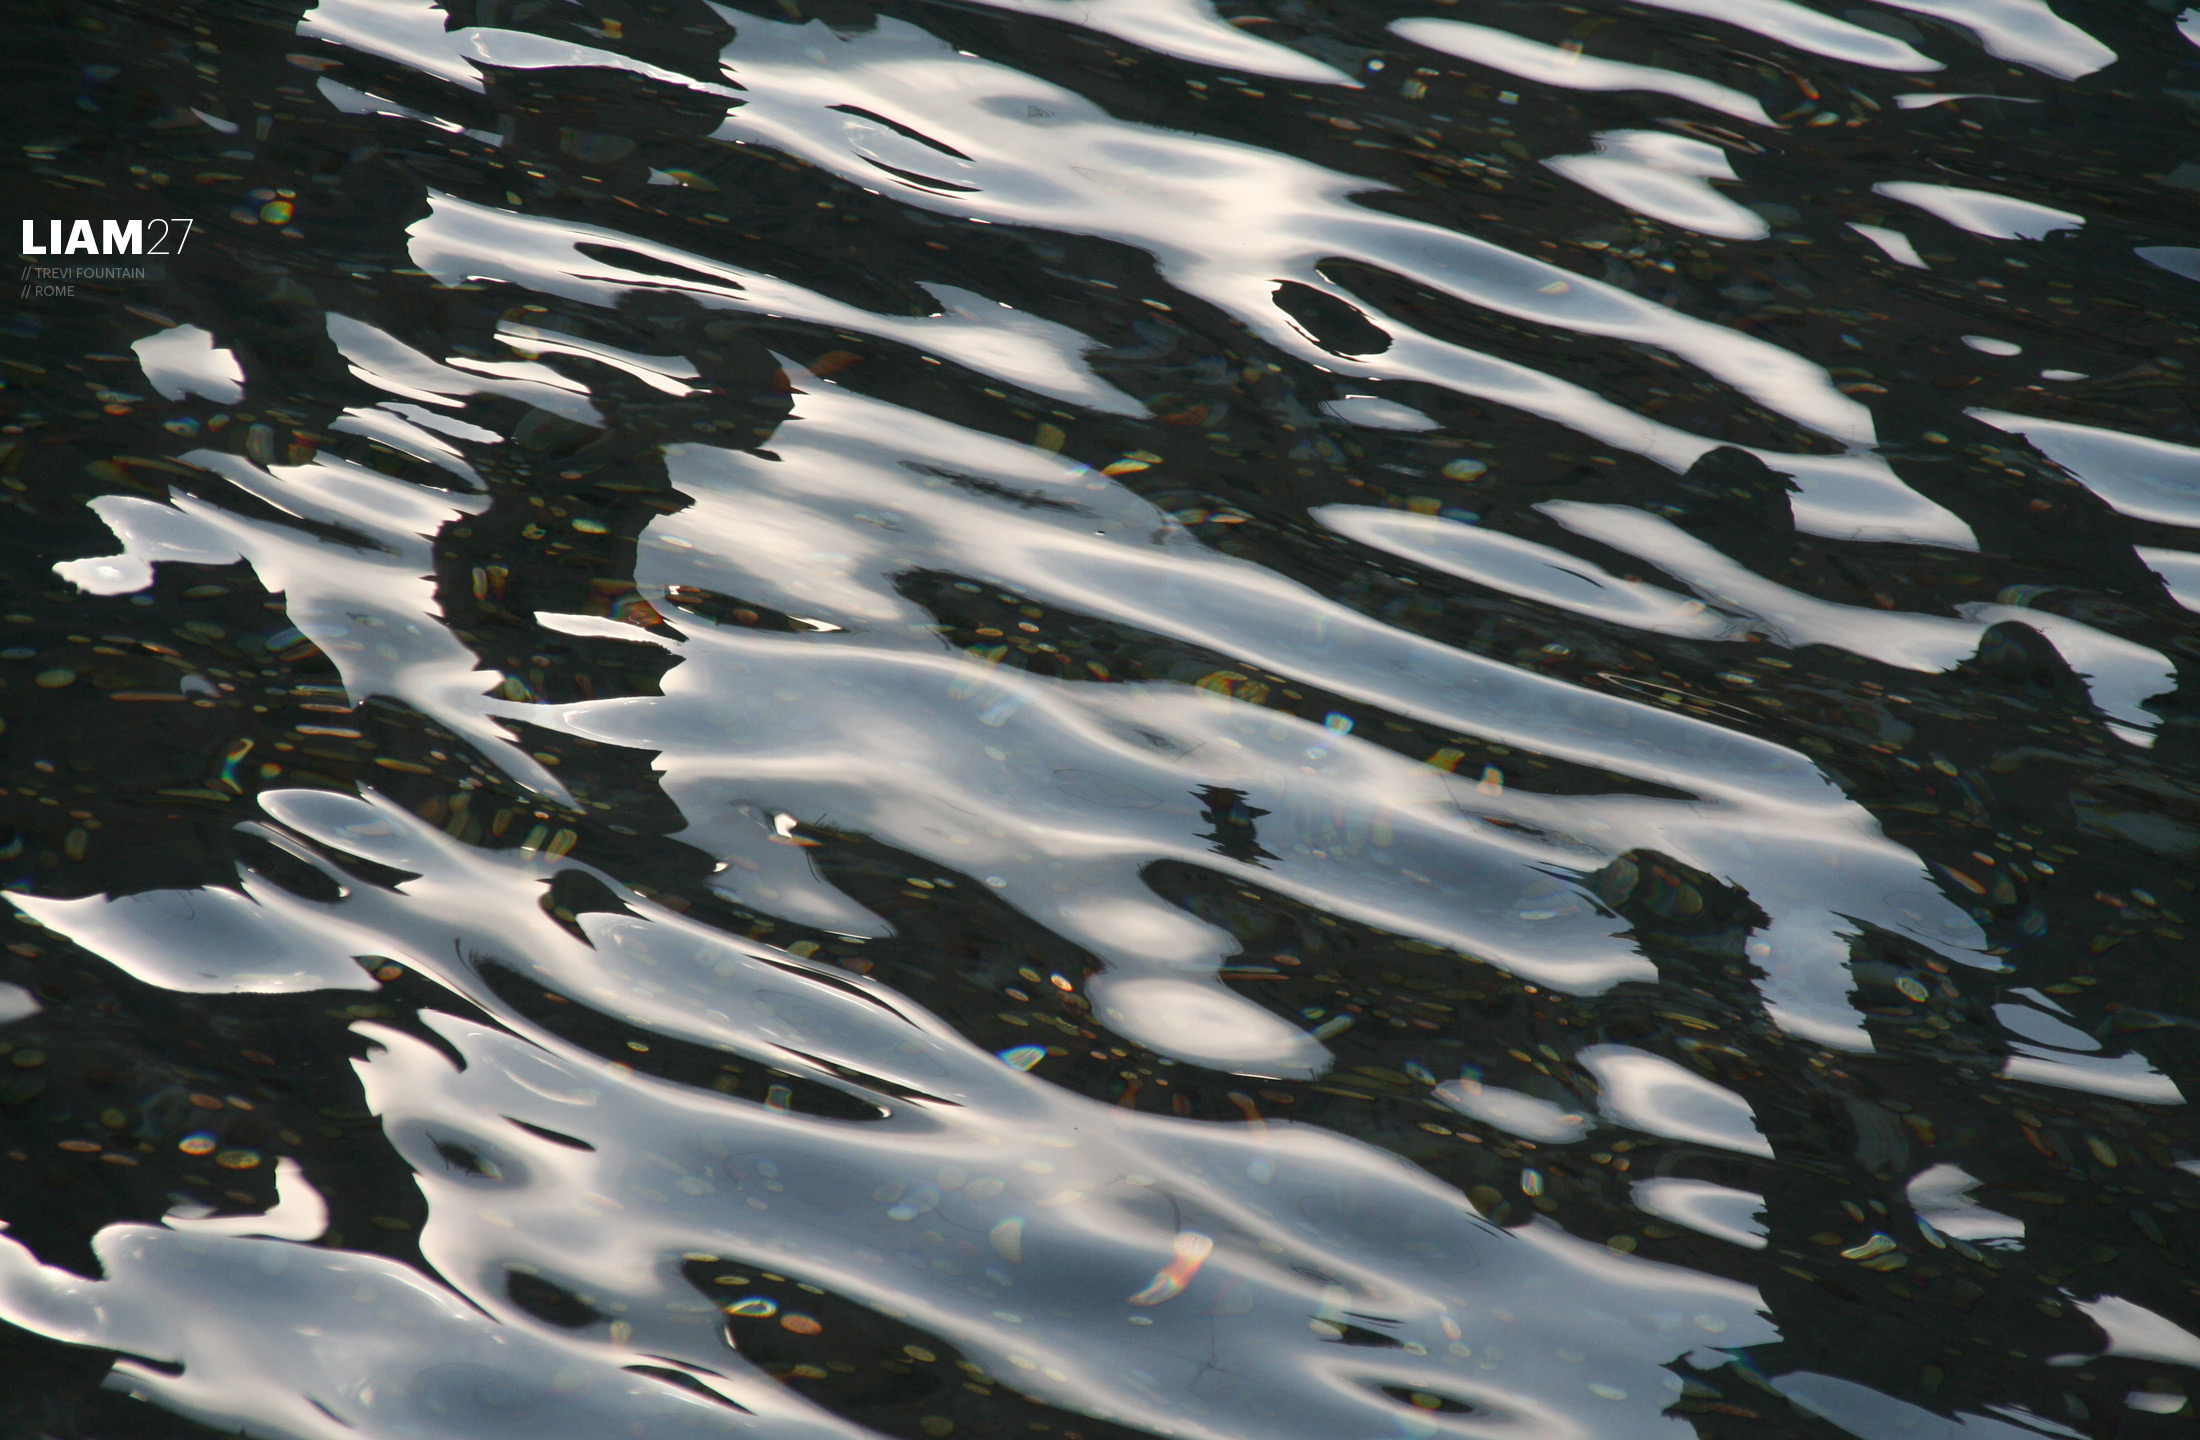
[4,0,2200,1434]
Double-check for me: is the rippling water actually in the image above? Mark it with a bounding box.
[5,0,2200,1434]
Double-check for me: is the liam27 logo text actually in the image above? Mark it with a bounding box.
[19,219,193,255]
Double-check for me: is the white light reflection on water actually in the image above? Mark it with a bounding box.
[402,192,1144,416]
[1865,0,2114,79]
[130,323,247,405]
[299,0,745,94]
[1969,411,2200,530]
[61,348,1995,1062]
[1628,1180,1767,1250]
[55,446,570,801]
[46,304,2013,1440]
[306,0,1975,546]
[19,0,2165,1433]
[694,13,1892,477]
[1328,499,2177,747]
[523,367,1995,1058]
[308,0,1356,89]
[1576,1047,1771,1158]
[1869,183,2085,242]
[10,788,1778,1440]
[1543,132,1772,243]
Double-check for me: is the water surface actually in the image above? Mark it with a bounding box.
[4,0,2200,1435]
